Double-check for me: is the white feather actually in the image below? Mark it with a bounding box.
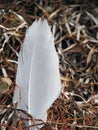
[13,19,61,129]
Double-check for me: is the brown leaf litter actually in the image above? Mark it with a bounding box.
[0,0,98,129]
